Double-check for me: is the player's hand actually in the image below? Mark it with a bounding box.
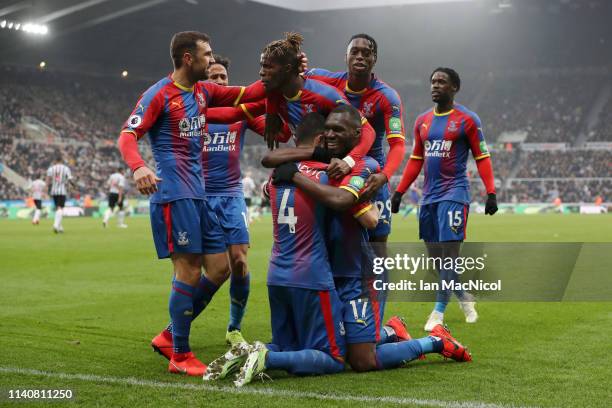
[485,193,498,215]
[133,166,161,195]
[327,158,351,179]
[265,114,282,150]
[360,173,388,202]
[391,191,404,213]
[272,162,299,185]
[298,52,309,74]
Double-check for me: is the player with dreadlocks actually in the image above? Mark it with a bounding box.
[260,32,376,177]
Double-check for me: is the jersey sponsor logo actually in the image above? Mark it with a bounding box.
[362,102,374,117]
[424,139,453,158]
[202,130,238,152]
[447,120,458,132]
[178,114,207,138]
[389,117,402,132]
[479,141,489,155]
[177,231,189,246]
[128,115,142,128]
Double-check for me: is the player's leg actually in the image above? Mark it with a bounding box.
[32,200,42,224]
[52,195,65,233]
[149,199,207,375]
[103,194,117,227]
[419,203,447,330]
[436,201,477,323]
[333,277,379,372]
[117,197,127,227]
[221,196,251,343]
[205,284,295,381]
[195,199,230,318]
[234,287,346,386]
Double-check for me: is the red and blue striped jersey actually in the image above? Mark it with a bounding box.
[203,115,265,196]
[267,161,334,290]
[305,69,405,168]
[411,104,490,205]
[327,156,380,278]
[122,75,264,203]
[268,78,351,132]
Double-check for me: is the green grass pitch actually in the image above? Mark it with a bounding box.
[1,214,610,407]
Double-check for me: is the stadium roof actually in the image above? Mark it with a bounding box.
[248,0,474,12]
[0,0,610,83]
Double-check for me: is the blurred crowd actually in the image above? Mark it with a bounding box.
[0,66,610,203]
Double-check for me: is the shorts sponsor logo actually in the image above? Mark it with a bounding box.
[339,321,346,336]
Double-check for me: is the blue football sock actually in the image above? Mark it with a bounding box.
[169,280,195,353]
[375,340,424,369]
[266,349,345,376]
[192,275,220,320]
[228,273,250,331]
[166,275,220,334]
[416,336,443,353]
[435,268,451,313]
[377,326,396,345]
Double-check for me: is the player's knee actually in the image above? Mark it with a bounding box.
[348,353,378,372]
[229,246,248,275]
[203,253,230,285]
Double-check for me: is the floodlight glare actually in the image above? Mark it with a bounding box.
[121,70,128,78]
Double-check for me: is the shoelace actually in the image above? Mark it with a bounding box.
[256,372,273,383]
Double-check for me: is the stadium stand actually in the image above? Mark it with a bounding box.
[0,65,610,204]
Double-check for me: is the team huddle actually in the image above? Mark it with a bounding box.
[117,30,497,385]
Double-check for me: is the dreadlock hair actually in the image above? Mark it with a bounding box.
[348,33,378,58]
[262,32,304,74]
[430,67,461,92]
[211,54,230,71]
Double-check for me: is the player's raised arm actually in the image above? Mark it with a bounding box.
[303,67,345,88]
[361,91,406,200]
[117,89,163,195]
[273,162,358,211]
[465,114,497,215]
[391,118,425,213]
[205,80,266,107]
[206,101,266,124]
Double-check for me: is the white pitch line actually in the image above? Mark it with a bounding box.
[0,366,532,408]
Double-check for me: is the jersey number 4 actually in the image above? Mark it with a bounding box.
[278,188,298,233]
